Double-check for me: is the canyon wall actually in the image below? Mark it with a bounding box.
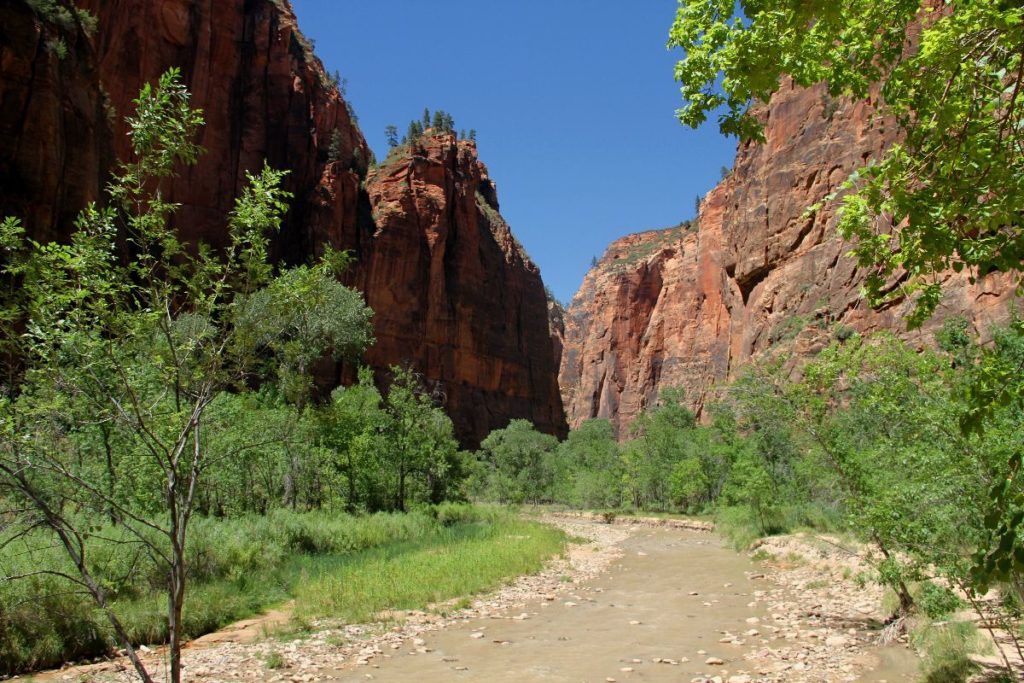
[361,134,565,442]
[0,0,565,446]
[560,80,1017,435]
[75,0,370,262]
[0,1,112,243]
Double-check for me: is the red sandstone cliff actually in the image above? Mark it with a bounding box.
[559,80,1017,436]
[75,0,370,262]
[0,0,565,445]
[0,1,111,243]
[359,133,565,443]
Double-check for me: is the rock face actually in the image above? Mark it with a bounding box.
[0,1,111,243]
[0,0,565,446]
[560,80,1017,435]
[358,133,566,444]
[76,0,370,262]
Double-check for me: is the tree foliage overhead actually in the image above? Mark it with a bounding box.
[669,0,1024,326]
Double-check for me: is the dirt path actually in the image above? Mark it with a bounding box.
[33,518,921,682]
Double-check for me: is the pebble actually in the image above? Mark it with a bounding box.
[76,519,896,683]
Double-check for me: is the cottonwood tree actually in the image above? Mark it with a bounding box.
[670,1,1023,322]
[670,0,1024,612]
[378,367,460,511]
[0,69,372,683]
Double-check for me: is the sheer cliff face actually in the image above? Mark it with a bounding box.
[76,0,370,263]
[0,2,112,243]
[1,0,566,446]
[560,80,1017,436]
[360,134,566,444]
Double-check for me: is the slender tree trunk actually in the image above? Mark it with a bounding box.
[398,464,407,513]
[167,484,183,683]
[12,471,154,683]
[346,450,357,513]
[101,424,117,525]
[872,533,914,616]
[168,562,185,683]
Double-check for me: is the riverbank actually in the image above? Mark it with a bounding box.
[23,516,938,682]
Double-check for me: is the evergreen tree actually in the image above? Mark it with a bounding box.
[384,124,399,148]
[327,129,344,162]
[406,120,423,144]
[421,108,431,129]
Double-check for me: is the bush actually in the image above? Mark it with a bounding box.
[916,582,963,620]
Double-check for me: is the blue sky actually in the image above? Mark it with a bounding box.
[290,0,736,303]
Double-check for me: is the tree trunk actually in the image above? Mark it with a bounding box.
[168,566,185,683]
[101,424,117,525]
[398,461,407,513]
[346,451,357,513]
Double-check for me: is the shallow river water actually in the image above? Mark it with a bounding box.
[329,528,920,682]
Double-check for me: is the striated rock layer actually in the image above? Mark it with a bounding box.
[360,134,565,444]
[0,0,565,446]
[75,0,370,263]
[0,1,112,243]
[560,80,1017,436]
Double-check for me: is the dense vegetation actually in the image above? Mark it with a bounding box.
[0,72,493,681]
[0,504,562,675]
[669,0,1024,327]
[471,322,1024,679]
[667,3,1024,677]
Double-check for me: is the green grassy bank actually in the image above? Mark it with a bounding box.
[0,504,564,676]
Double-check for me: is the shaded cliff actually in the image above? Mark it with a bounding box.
[0,0,565,446]
[75,0,370,262]
[560,80,1017,436]
[0,0,112,243]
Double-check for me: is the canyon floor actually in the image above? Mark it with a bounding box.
[39,516,926,683]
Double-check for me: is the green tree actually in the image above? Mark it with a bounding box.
[0,69,372,683]
[669,0,1024,326]
[622,388,696,510]
[385,124,399,148]
[377,367,460,511]
[316,367,386,511]
[551,419,621,508]
[477,420,558,504]
[406,120,423,145]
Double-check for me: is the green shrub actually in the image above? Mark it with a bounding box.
[916,582,963,620]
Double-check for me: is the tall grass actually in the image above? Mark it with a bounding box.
[0,504,551,676]
[714,504,845,550]
[295,518,565,622]
[910,619,987,683]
